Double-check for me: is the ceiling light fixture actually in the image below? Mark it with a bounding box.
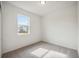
[41,1,46,5]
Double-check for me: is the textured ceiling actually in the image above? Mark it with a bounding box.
[8,1,77,16]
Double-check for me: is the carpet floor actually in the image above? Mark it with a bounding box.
[2,41,78,58]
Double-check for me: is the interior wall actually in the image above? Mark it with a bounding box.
[2,2,41,53]
[42,4,77,50]
[0,7,1,57]
[77,2,79,55]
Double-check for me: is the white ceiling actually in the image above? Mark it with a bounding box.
[8,1,76,16]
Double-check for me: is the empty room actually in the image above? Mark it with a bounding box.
[0,1,79,58]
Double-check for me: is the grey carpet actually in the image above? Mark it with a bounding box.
[2,41,78,58]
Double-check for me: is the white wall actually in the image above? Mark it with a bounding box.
[0,8,1,57]
[2,2,41,53]
[77,2,79,55]
[42,4,77,50]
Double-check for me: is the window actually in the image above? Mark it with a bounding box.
[17,14,30,35]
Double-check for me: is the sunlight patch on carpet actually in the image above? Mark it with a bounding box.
[43,50,68,58]
[31,48,48,57]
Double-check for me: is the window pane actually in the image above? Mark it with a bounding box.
[17,14,30,35]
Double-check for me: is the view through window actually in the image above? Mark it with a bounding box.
[17,14,30,35]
